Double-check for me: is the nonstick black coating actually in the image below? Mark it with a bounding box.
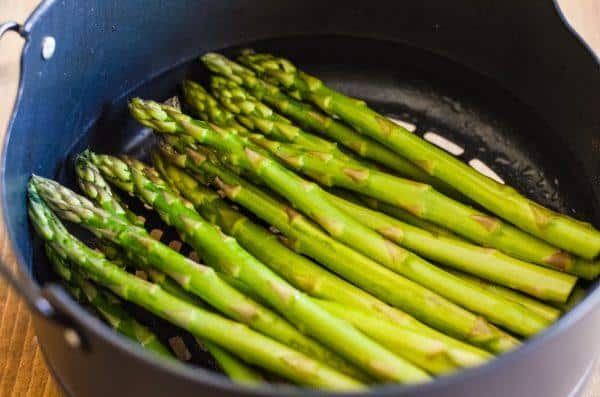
[31,35,596,377]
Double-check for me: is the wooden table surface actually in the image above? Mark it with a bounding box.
[1,1,599,396]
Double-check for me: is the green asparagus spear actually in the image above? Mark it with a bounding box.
[152,146,550,335]
[185,79,338,154]
[231,125,592,284]
[314,299,488,374]
[325,192,575,303]
[215,271,480,376]
[192,75,590,283]
[158,138,519,354]
[130,101,555,336]
[76,150,145,226]
[152,151,493,371]
[75,161,265,385]
[553,286,587,312]
[438,268,561,322]
[107,154,430,383]
[348,192,462,240]
[145,270,265,384]
[46,244,172,357]
[28,184,362,389]
[33,175,359,380]
[201,53,462,198]
[238,52,600,260]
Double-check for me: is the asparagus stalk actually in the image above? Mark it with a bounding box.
[158,139,519,354]
[314,299,488,374]
[33,175,360,380]
[187,75,598,281]
[238,52,600,260]
[231,123,592,283]
[201,53,462,198]
[438,268,561,322]
[28,185,363,389]
[326,192,575,303]
[76,161,265,385]
[109,154,429,383]
[76,150,145,226]
[351,192,463,240]
[46,244,173,357]
[216,271,480,376]
[153,147,550,336]
[152,152,400,316]
[553,286,587,312]
[129,98,559,312]
[144,270,265,384]
[128,99,418,277]
[152,152,493,371]
[185,79,339,155]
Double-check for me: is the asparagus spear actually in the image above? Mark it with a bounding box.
[46,244,173,357]
[314,299,488,374]
[216,271,479,376]
[32,175,360,380]
[349,192,462,240]
[238,52,600,260]
[75,160,265,385]
[553,286,587,312]
[187,75,598,281]
[185,79,339,155]
[151,147,550,336]
[201,53,462,198]
[76,150,145,226]
[326,187,461,239]
[131,102,560,332]
[152,151,401,316]
[325,192,575,303]
[28,185,363,389]
[158,138,519,354]
[144,270,265,384]
[107,154,430,383]
[152,151,493,371]
[438,268,561,322]
[226,121,592,283]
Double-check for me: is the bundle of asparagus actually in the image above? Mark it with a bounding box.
[27,50,600,389]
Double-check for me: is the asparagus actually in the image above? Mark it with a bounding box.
[152,152,492,371]
[201,53,462,198]
[76,150,145,226]
[145,270,265,384]
[326,192,575,303]
[28,185,363,389]
[107,155,429,383]
[158,139,519,354]
[152,147,550,336]
[185,79,339,156]
[32,175,360,380]
[314,299,487,374]
[438,268,561,322]
[46,245,173,357]
[239,52,600,260]
[553,286,587,312]
[231,122,593,283]
[188,75,599,280]
[76,163,265,385]
[333,190,463,240]
[216,271,479,376]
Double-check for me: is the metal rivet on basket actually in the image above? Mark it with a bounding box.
[64,328,81,348]
[41,36,56,60]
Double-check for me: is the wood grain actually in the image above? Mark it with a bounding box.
[0,1,598,396]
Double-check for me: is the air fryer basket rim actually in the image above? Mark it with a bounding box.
[1,0,599,395]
